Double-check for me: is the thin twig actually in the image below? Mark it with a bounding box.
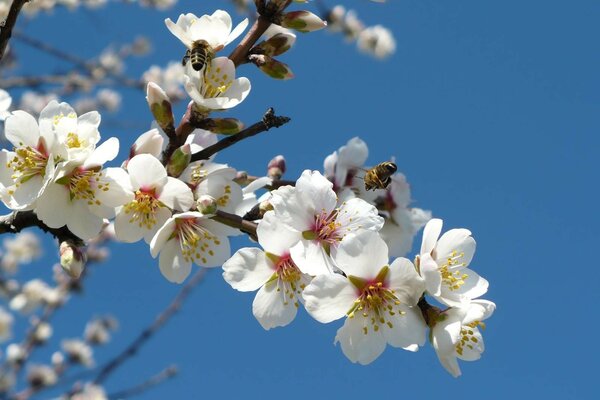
[190,108,290,163]
[212,210,258,240]
[106,365,178,400]
[93,269,207,385]
[228,15,272,66]
[0,0,28,61]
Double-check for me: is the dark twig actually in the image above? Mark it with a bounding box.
[228,15,272,67]
[93,269,207,385]
[106,365,178,400]
[212,210,258,241]
[0,211,83,245]
[0,0,28,61]
[190,108,290,163]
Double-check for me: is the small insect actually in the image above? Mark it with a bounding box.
[363,161,398,191]
[181,40,215,72]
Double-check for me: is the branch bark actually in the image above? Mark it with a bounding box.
[0,211,83,245]
[0,0,28,61]
[190,108,290,163]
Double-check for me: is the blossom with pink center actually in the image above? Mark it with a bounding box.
[303,231,426,364]
[323,137,368,192]
[222,211,312,330]
[150,212,231,283]
[269,170,383,275]
[114,154,194,244]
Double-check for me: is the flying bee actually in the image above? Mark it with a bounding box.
[362,161,398,191]
[181,40,215,72]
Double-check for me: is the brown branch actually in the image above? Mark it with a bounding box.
[0,211,84,245]
[106,365,178,400]
[228,15,272,67]
[93,269,207,385]
[0,0,28,61]
[212,210,258,240]
[190,108,290,163]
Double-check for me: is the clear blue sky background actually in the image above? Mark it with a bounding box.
[2,0,599,398]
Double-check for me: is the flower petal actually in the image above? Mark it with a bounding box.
[302,274,356,323]
[159,239,192,283]
[222,248,274,292]
[421,218,442,255]
[127,153,167,190]
[252,281,298,330]
[335,317,386,365]
[157,177,194,211]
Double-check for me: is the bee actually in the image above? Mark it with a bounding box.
[182,40,215,72]
[363,161,397,191]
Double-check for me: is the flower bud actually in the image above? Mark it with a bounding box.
[255,32,296,57]
[267,155,286,179]
[196,195,218,215]
[59,241,86,279]
[201,118,244,135]
[280,11,327,33]
[166,144,191,177]
[146,82,175,133]
[128,128,164,161]
[250,55,294,80]
[6,344,25,365]
[33,322,53,344]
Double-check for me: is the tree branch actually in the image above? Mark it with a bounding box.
[212,210,258,241]
[190,108,290,163]
[93,269,207,385]
[106,365,178,400]
[0,211,83,245]
[0,0,28,61]
[228,15,272,67]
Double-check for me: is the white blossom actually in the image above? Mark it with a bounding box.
[150,212,231,283]
[1,231,42,274]
[114,154,193,244]
[27,364,57,387]
[223,211,312,330]
[62,339,94,367]
[184,58,251,111]
[431,299,496,377]
[9,279,55,314]
[269,170,384,275]
[70,383,108,400]
[165,10,248,52]
[357,25,396,59]
[303,231,426,364]
[418,219,488,307]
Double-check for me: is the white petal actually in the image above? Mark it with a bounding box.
[464,299,496,324]
[256,211,301,256]
[388,257,425,306]
[420,218,442,255]
[66,200,104,240]
[222,248,274,292]
[157,177,194,211]
[95,168,134,208]
[436,228,476,267]
[5,111,39,148]
[382,305,426,350]
[452,268,489,300]
[296,170,337,214]
[143,207,172,244]
[456,327,484,361]
[252,281,298,330]
[150,218,176,258]
[127,154,167,190]
[34,183,72,229]
[302,274,356,323]
[165,17,193,47]
[337,198,384,235]
[225,17,249,46]
[334,231,388,277]
[114,207,145,243]
[159,240,192,283]
[83,137,119,168]
[335,317,386,365]
[419,253,442,296]
[290,240,337,276]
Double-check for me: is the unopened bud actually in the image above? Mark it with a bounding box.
[250,55,294,80]
[59,241,86,279]
[255,32,296,57]
[33,322,53,343]
[129,128,164,161]
[166,144,191,177]
[197,195,218,215]
[267,155,286,179]
[146,82,175,133]
[201,118,244,135]
[280,11,327,33]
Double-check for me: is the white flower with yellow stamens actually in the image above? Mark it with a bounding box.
[303,231,426,364]
[183,58,251,111]
[431,299,495,377]
[0,107,58,210]
[34,138,134,241]
[114,154,194,244]
[269,170,384,276]
[418,218,488,307]
[223,211,312,330]
[150,212,231,283]
[165,10,248,53]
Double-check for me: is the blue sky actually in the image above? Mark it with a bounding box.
[2,0,599,398]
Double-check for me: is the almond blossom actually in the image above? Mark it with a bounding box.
[323,137,368,192]
[418,218,488,307]
[34,138,133,240]
[114,154,194,243]
[303,231,426,364]
[430,299,496,377]
[150,212,231,283]
[184,58,251,111]
[269,170,384,275]
[165,10,248,53]
[222,211,312,330]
